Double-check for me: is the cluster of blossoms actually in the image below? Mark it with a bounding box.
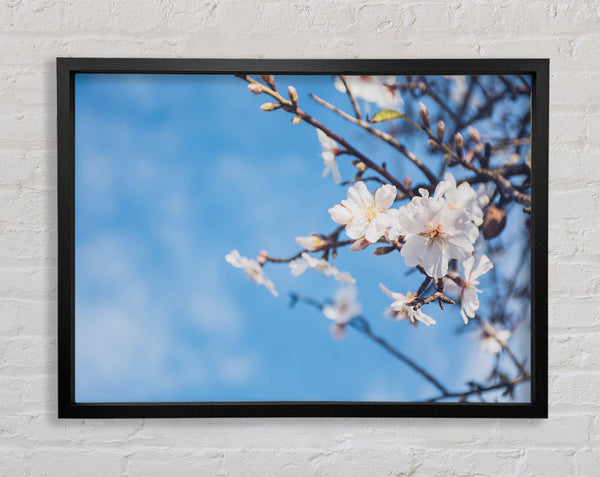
[328,172,494,325]
[379,284,436,326]
[227,74,518,352]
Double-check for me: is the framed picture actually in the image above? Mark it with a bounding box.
[57,58,548,418]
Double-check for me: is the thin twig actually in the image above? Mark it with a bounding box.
[339,75,362,120]
[292,293,530,402]
[237,75,411,196]
[426,375,530,402]
[401,115,532,207]
[292,294,449,395]
[310,93,439,184]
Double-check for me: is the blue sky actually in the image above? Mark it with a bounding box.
[74,73,531,403]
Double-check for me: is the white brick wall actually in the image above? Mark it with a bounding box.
[0,0,598,475]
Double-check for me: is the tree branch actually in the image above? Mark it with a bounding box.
[310,93,439,184]
[237,75,412,196]
[291,294,450,395]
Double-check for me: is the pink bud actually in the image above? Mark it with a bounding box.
[260,102,281,111]
[418,101,430,128]
[287,85,298,105]
[257,250,268,265]
[349,237,370,251]
[248,83,263,94]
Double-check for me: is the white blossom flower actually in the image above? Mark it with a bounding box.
[295,234,327,251]
[437,172,485,227]
[476,322,511,354]
[329,182,397,243]
[289,252,355,285]
[225,249,278,297]
[335,75,403,110]
[379,283,436,326]
[444,75,468,105]
[323,287,362,339]
[317,129,341,183]
[445,253,493,324]
[392,189,475,278]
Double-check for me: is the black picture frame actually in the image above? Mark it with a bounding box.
[57,58,549,419]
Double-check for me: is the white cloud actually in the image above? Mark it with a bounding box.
[75,231,257,402]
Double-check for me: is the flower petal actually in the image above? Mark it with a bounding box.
[345,217,368,239]
[329,204,352,224]
[374,184,397,210]
[364,219,387,243]
[471,254,493,280]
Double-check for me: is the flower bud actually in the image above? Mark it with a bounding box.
[248,83,263,94]
[436,120,446,142]
[454,132,464,149]
[418,101,430,128]
[260,102,281,112]
[403,175,412,189]
[350,238,370,251]
[295,234,327,251]
[291,115,302,125]
[373,245,396,256]
[467,126,481,143]
[454,132,464,157]
[287,85,298,105]
[257,250,269,265]
[355,161,367,172]
[428,139,438,148]
[260,75,276,90]
[482,205,507,240]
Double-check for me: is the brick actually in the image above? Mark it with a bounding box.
[575,448,600,476]
[518,448,577,476]
[30,450,122,477]
[550,373,600,408]
[550,332,600,370]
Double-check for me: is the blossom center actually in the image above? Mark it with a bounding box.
[428,224,445,240]
[418,224,447,248]
[360,201,379,222]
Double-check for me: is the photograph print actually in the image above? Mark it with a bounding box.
[67,62,544,415]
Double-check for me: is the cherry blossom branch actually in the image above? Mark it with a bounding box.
[348,318,450,395]
[341,176,388,187]
[399,115,532,207]
[407,277,455,311]
[263,225,350,264]
[309,93,439,184]
[393,79,460,123]
[264,239,355,264]
[236,75,412,197]
[289,294,450,395]
[426,374,530,403]
[291,293,530,402]
[474,317,529,378]
[339,75,363,120]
